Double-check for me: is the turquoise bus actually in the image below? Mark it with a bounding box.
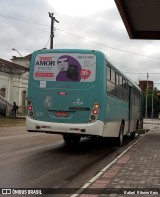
[26,49,143,146]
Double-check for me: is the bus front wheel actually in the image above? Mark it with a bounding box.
[63,134,81,144]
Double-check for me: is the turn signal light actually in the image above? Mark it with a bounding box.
[94,104,100,109]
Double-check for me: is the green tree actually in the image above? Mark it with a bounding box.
[144,88,160,118]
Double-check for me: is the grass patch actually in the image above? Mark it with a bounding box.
[0,117,26,126]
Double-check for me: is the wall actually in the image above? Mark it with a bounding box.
[0,70,28,114]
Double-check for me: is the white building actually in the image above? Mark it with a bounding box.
[0,55,30,115]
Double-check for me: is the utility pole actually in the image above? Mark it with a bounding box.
[145,73,149,120]
[151,83,154,120]
[48,12,59,49]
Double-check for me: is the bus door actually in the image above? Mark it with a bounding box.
[139,93,144,129]
[128,85,132,132]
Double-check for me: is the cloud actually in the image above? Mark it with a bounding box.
[0,0,160,87]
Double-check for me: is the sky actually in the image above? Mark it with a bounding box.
[1,0,160,87]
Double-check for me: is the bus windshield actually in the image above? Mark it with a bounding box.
[33,53,96,82]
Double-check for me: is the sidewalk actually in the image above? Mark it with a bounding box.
[72,121,160,197]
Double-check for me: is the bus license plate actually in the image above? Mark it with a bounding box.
[56,112,68,117]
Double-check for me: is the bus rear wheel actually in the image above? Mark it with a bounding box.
[130,120,139,140]
[117,123,124,147]
[63,134,81,144]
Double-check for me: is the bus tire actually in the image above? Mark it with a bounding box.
[63,134,81,144]
[130,131,136,140]
[117,123,124,147]
[136,120,140,130]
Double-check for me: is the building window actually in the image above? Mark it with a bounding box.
[0,87,6,98]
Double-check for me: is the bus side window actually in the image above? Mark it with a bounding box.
[107,66,111,80]
[139,91,140,106]
[106,65,111,94]
[115,73,119,98]
[119,75,123,99]
[123,79,129,101]
[135,89,137,105]
[135,89,138,105]
[126,82,129,101]
[123,78,125,100]
[116,73,119,85]
[132,88,135,105]
[107,67,116,97]
[136,89,138,105]
[111,69,115,84]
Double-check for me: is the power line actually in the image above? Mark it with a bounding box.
[0,14,49,27]
[1,13,160,60]
[125,72,147,74]
[45,37,50,48]
[125,72,160,74]
[56,27,160,60]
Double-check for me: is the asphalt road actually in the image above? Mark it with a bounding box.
[0,126,142,197]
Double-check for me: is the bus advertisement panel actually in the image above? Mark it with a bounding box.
[33,53,96,82]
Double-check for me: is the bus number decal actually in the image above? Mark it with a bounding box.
[36,112,43,117]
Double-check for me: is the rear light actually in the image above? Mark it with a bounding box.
[28,106,33,111]
[27,99,34,119]
[93,109,98,115]
[89,102,100,123]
